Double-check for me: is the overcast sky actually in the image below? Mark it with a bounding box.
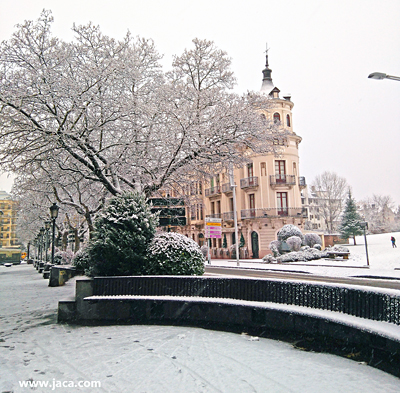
[0,0,399,205]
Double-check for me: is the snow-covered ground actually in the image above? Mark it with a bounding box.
[209,232,400,279]
[1,232,400,392]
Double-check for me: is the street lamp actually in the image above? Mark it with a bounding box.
[368,72,400,81]
[49,203,59,265]
[44,221,51,263]
[360,221,370,266]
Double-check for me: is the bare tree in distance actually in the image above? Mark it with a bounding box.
[311,171,349,233]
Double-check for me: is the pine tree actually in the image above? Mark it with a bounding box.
[239,233,245,248]
[222,234,227,248]
[338,191,363,245]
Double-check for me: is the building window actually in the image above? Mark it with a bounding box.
[273,112,281,123]
[261,162,267,176]
[249,194,255,209]
[275,160,286,182]
[247,163,254,178]
[293,162,297,176]
[260,113,267,123]
[277,192,288,215]
[286,114,291,127]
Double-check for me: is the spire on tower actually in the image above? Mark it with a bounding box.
[260,43,274,93]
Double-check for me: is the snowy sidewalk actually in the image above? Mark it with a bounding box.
[1,264,400,392]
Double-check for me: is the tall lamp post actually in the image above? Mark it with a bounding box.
[49,203,59,265]
[44,221,51,263]
[39,228,45,263]
[368,72,400,81]
[360,221,370,266]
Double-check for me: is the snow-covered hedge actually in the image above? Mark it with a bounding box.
[146,232,205,275]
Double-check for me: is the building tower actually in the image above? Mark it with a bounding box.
[180,49,307,258]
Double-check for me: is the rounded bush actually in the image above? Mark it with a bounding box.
[286,236,302,252]
[146,232,205,275]
[304,233,322,248]
[71,248,91,273]
[277,224,305,244]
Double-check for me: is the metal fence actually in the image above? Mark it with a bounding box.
[92,276,400,325]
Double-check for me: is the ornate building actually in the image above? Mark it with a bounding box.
[178,51,306,258]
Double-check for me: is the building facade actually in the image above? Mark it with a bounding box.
[178,52,306,258]
[0,190,19,248]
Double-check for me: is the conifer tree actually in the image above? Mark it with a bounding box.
[239,233,245,248]
[222,234,227,248]
[338,191,363,245]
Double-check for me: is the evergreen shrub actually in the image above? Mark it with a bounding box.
[86,192,158,276]
[146,232,205,275]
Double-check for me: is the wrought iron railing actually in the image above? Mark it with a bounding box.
[205,186,221,197]
[91,276,400,325]
[222,211,235,221]
[240,177,259,189]
[241,207,307,219]
[270,175,296,186]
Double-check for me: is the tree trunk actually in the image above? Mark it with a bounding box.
[353,236,357,245]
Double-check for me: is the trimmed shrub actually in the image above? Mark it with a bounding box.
[53,249,74,265]
[304,233,322,248]
[86,191,158,276]
[277,224,305,244]
[71,248,91,273]
[286,236,302,252]
[146,232,205,275]
[269,240,281,257]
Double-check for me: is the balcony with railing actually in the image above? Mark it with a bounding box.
[241,207,307,219]
[222,211,235,221]
[240,176,258,189]
[222,182,234,193]
[206,213,222,219]
[270,175,296,188]
[204,186,221,197]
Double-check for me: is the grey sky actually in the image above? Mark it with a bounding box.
[1,0,399,205]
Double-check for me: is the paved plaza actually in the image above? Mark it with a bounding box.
[1,263,400,392]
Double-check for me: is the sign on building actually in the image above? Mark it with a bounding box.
[205,218,222,238]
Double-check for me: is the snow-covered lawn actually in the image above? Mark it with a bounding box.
[210,232,400,279]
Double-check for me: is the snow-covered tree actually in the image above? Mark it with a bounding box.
[146,232,205,275]
[311,171,349,233]
[85,192,158,276]
[338,191,363,245]
[0,11,284,206]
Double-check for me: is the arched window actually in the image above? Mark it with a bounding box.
[260,113,267,123]
[286,114,291,127]
[273,112,280,123]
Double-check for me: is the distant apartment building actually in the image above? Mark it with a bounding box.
[302,186,342,233]
[0,190,19,247]
[174,52,307,258]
